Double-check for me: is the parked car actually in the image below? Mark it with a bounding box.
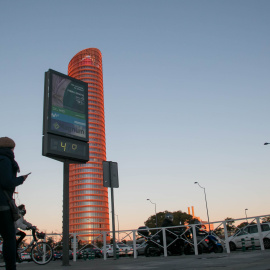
[20,252,31,262]
[117,243,133,256]
[80,248,103,258]
[105,244,120,257]
[229,223,270,251]
[135,242,147,256]
[69,250,73,260]
[53,251,63,260]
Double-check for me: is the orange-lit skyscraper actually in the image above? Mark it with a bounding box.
[68,48,109,241]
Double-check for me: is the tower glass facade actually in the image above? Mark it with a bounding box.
[68,48,109,241]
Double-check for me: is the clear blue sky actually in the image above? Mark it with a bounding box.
[1,0,270,233]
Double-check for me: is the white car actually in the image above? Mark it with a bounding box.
[229,223,270,251]
[105,244,120,257]
[117,243,133,256]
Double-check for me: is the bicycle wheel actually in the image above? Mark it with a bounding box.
[31,242,53,265]
[0,253,5,267]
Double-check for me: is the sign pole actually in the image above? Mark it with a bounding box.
[102,161,119,259]
[111,187,116,259]
[43,69,89,266]
[62,161,70,266]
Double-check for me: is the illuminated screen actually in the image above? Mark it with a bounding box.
[44,69,88,142]
[43,133,89,163]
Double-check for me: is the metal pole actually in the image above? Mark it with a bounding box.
[203,187,210,231]
[255,217,265,251]
[62,161,70,266]
[116,214,119,242]
[154,204,157,227]
[72,233,77,262]
[195,182,210,231]
[111,187,117,259]
[147,199,157,227]
[245,209,248,222]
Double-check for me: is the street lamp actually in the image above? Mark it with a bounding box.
[147,199,157,227]
[245,208,248,222]
[194,182,210,231]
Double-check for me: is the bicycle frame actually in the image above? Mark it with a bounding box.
[17,229,38,254]
[17,229,49,263]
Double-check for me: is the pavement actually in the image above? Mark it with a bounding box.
[16,250,270,270]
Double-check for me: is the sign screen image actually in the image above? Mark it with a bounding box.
[44,69,88,141]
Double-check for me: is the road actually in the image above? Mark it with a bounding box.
[16,250,270,270]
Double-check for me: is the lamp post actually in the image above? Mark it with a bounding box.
[147,199,157,227]
[194,182,210,231]
[245,208,248,222]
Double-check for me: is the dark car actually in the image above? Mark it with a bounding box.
[53,251,62,260]
[69,250,73,260]
[81,248,103,258]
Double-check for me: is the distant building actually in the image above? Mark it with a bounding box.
[68,48,110,242]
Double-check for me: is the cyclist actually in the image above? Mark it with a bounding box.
[15,205,36,252]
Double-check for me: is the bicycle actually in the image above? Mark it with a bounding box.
[0,228,53,266]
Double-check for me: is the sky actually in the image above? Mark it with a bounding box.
[1,0,270,234]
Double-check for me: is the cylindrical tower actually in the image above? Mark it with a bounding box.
[68,48,109,242]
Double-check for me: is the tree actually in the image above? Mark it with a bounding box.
[262,216,270,223]
[225,217,236,236]
[237,222,248,229]
[46,236,55,247]
[95,240,103,248]
[215,227,224,238]
[144,210,193,228]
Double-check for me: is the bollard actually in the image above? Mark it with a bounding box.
[251,238,255,250]
[241,238,246,252]
[88,252,92,260]
[83,252,87,261]
[125,249,128,257]
[91,251,95,260]
[116,248,120,259]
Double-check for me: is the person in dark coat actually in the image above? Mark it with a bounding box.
[0,137,30,270]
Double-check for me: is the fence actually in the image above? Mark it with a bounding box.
[12,214,270,262]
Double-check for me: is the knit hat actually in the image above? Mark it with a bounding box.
[0,137,16,148]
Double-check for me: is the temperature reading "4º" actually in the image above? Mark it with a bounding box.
[60,142,77,151]
[61,142,67,151]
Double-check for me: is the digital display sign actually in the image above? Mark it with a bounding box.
[43,69,89,163]
[43,134,89,163]
[43,69,88,141]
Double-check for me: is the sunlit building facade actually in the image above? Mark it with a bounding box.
[68,48,109,242]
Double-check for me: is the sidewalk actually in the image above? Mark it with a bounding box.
[17,250,270,270]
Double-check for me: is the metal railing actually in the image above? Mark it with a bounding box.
[12,214,269,262]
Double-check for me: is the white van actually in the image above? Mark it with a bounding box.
[229,223,270,250]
